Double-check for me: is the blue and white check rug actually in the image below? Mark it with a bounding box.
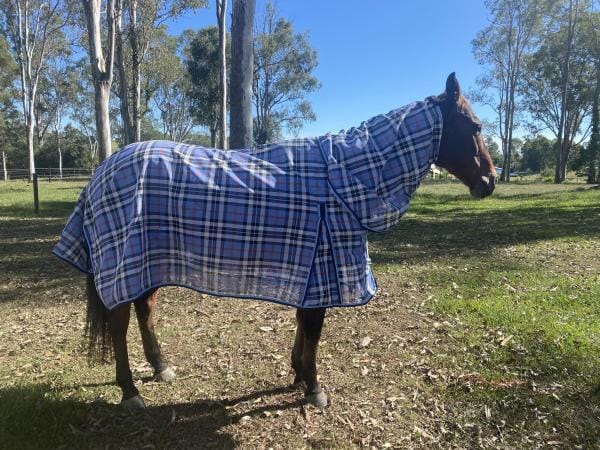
[54,100,442,310]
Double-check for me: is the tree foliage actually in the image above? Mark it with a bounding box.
[253,2,319,144]
[519,135,555,173]
[185,26,230,147]
[522,1,594,181]
[472,0,543,182]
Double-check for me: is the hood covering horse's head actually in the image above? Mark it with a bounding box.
[434,73,496,198]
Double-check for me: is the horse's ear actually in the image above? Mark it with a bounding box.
[445,72,460,103]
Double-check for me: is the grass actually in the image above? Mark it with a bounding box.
[1,179,599,449]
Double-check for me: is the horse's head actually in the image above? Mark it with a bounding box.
[434,73,496,199]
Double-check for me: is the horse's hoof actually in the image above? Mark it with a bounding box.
[305,390,328,408]
[121,394,146,410]
[153,367,176,382]
[291,376,304,390]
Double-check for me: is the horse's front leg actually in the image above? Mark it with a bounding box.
[134,289,175,382]
[297,307,328,407]
[108,303,145,409]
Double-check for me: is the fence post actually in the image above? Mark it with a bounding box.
[2,151,6,181]
[33,173,39,214]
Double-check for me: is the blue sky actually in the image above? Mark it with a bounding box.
[167,1,492,138]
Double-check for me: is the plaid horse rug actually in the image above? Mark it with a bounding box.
[53,100,442,310]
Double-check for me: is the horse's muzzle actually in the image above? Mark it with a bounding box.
[470,175,496,199]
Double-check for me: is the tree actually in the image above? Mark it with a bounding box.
[0,0,70,179]
[520,135,555,173]
[151,33,196,141]
[0,34,19,177]
[253,2,319,144]
[555,0,582,182]
[71,58,100,164]
[587,65,600,182]
[522,1,594,182]
[229,0,255,149]
[584,9,600,183]
[81,0,122,163]
[472,0,543,182]
[216,0,227,148]
[185,26,230,147]
[36,124,97,169]
[484,136,503,167]
[34,47,73,146]
[115,0,206,144]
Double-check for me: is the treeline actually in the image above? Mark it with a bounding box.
[473,0,599,183]
[0,0,319,177]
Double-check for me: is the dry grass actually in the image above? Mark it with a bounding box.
[0,180,599,449]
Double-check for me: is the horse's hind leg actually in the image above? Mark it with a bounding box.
[297,307,328,407]
[134,289,175,382]
[291,315,305,387]
[108,303,145,409]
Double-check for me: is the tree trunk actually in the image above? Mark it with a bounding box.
[82,0,120,163]
[94,82,113,161]
[217,0,228,149]
[116,25,134,144]
[555,0,578,184]
[588,61,600,184]
[129,0,141,142]
[56,126,63,179]
[230,0,255,149]
[502,146,509,181]
[27,96,35,181]
[210,128,217,148]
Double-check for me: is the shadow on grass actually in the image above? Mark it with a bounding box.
[1,200,82,219]
[0,383,306,449]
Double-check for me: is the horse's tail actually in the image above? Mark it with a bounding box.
[85,274,112,363]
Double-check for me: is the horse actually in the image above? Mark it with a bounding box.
[53,73,496,409]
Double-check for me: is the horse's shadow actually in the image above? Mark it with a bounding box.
[0,383,305,449]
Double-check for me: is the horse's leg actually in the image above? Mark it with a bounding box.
[298,307,328,407]
[108,303,145,409]
[291,312,305,387]
[134,289,175,382]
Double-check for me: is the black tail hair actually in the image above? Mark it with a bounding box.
[85,274,113,363]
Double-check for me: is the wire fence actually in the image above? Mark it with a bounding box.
[2,167,94,181]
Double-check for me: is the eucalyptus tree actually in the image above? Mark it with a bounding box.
[522,0,594,182]
[216,0,227,148]
[229,0,255,149]
[583,8,599,183]
[80,0,121,162]
[115,0,206,144]
[0,35,18,178]
[472,0,543,182]
[34,48,73,150]
[0,0,71,179]
[150,33,196,141]
[71,59,100,164]
[253,2,319,144]
[185,26,230,147]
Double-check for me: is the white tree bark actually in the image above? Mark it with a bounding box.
[2,0,65,180]
[217,0,228,149]
[81,0,121,162]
